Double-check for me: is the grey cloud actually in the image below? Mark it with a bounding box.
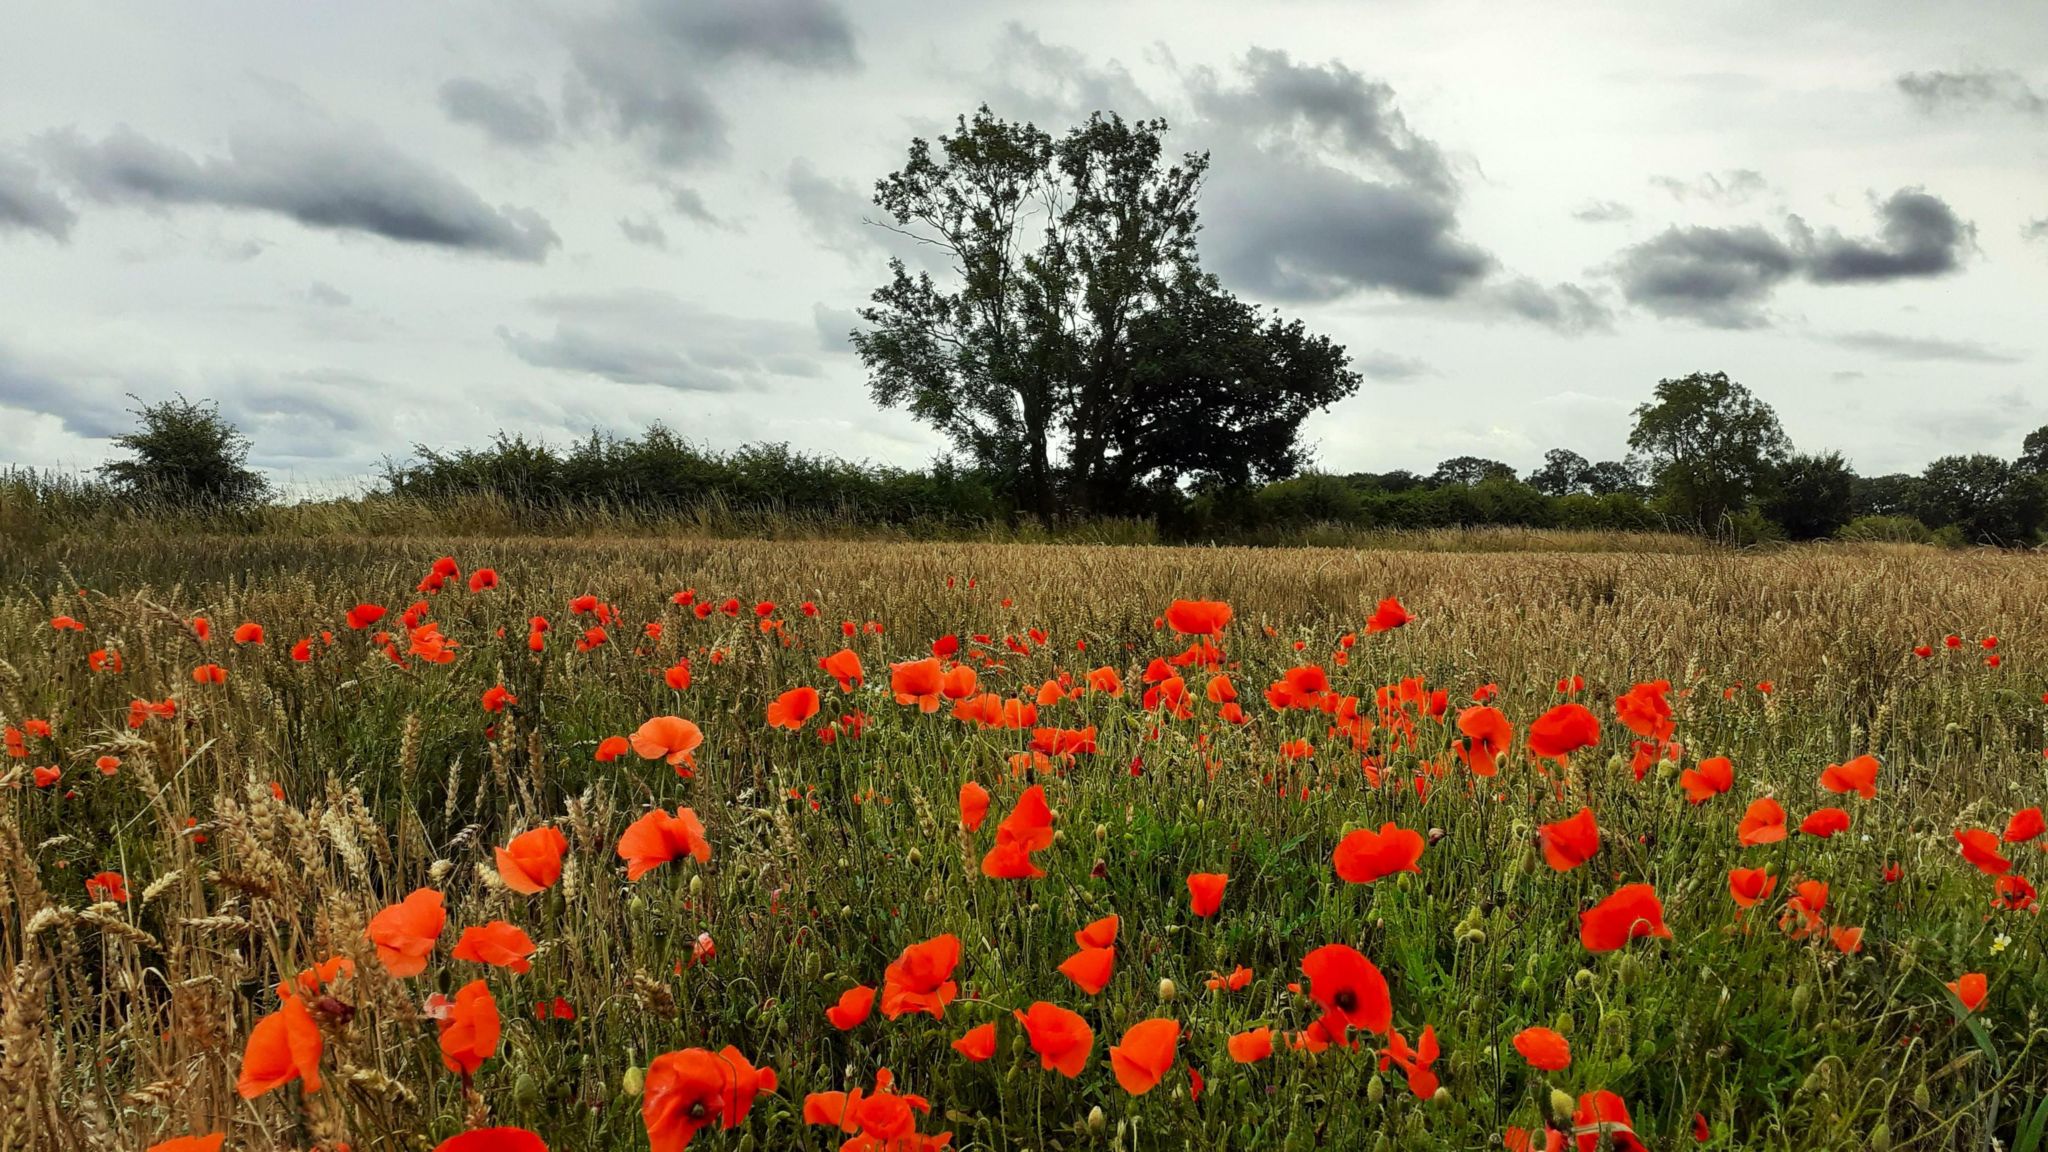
[1611,188,1975,326]
[1609,224,1801,328]
[0,154,77,239]
[786,160,876,257]
[2024,218,2048,242]
[1650,169,1767,206]
[1355,351,1435,382]
[567,0,857,169]
[1897,69,2045,116]
[439,78,557,149]
[502,291,829,394]
[42,125,559,260]
[1830,330,2023,364]
[306,281,352,307]
[1484,279,1613,334]
[619,215,667,248]
[669,187,724,227]
[1803,188,1972,283]
[985,23,1157,128]
[1191,47,1453,194]
[1204,162,1494,301]
[1572,200,1632,224]
[811,303,861,352]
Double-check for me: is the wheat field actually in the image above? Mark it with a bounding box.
[2,535,2044,1152]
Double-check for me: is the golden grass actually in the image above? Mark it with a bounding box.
[2,534,2045,1152]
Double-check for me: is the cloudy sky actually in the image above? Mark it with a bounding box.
[3,0,2045,489]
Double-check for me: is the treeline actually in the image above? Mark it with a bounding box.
[21,379,2048,548]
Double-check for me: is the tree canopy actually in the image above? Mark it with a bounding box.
[853,107,1360,519]
[96,395,269,508]
[1627,371,1791,530]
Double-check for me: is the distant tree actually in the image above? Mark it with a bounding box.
[1914,454,2047,545]
[1763,451,1857,540]
[2019,425,2048,475]
[97,395,269,508]
[1347,470,1425,494]
[1430,456,1517,487]
[1627,371,1791,529]
[854,107,1358,519]
[1094,269,1360,499]
[1528,449,1592,496]
[1582,459,1645,497]
[1851,472,1923,519]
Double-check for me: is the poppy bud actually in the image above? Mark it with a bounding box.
[1870,1122,1892,1152]
[1158,978,1177,1001]
[1087,1106,1106,1135]
[628,894,648,915]
[1573,968,1594,988]
[1093,823,1107,841]
[513,1072,540,1107]
[907,847,923,867]
[1460,927,1487,946]
[1431,1087,1450,1105]
[1618,954,1641,984]
[689,873,705,896]
[1912,1082,1930,1111]
[1550,1088,1575,1122]
[1791,982,1811,1016]
[1366,1075,1386,1105]
[1553,1011,1573,1035]
[1426,827,1446,846]
[621,1066,645,1097]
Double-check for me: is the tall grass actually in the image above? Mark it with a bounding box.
[2,536,2043,1150]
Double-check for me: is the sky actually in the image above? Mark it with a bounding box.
[2,0,2045,492]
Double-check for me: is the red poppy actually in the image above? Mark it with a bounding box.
[1301,943,1391,1042]
[818,648,864,692]
[1538,808,1600,872]
[85,870,128,903]
[1613,681,1674,742]
[1363,596,1413,634]
[1014,1001,1093,1077]
[631,716,704,774]
[1332,822,1425,883]
[643,1046,776,1152]
[1727,866,1776,908]
[1737,797,1788,846]
[766,686,821,731]
[1819,754,1879,798]
[617,808,712,880]
[1109,1018,1180,1095]
[236,993,323,1098]
[1800,807,1851,838]
[951,1022,997,1061]
[452,921,537,973]
[959,780,990,831]
[594,735,630,763]
[1227,1027,1274,1064]
[981,785,1055,879]
[1572,1091,1645,1152]
[438,980,501,1077]
[1454,706,1513,775]
[1164,599,1233,636]
[891,657,945,712]
[1187,872,1228,918]
[1512,1026,1571,1071]
[1947,972,1988,1012]
[1679,755,1733,803]
[1956,828,2013,875]
[1379,1025,1440,1098]
[1528,704,1600,765]
[1058,945,1117,995]
[366,888,445,978]
[346,603,387,630]
[434,1129,546,1152]
[881,933,960,1020]
[825,985,876,1030]
[2004,806,2045,843]
[147,1137,228,1152]
[1579,883,1671,952]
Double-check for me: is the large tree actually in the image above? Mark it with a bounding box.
[1627,371,1791,530]
[1763,451,1857,540]
[97,395,269,508]
[853,107,1359,518]
[1915,454,2046,545]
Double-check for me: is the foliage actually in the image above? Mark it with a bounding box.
[1913,454,2048,546]
[95,394,270,508]
[3,536,2044,1151]
[1627,372,1791,530]
[1764,452,1858,541]
[854,108,1358,517]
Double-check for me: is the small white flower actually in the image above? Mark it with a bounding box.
[1991,933,2012,955]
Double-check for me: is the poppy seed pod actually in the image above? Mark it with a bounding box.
[1158,978,1177,1001]
[621,1066,645,1097]
[1550,1088,1575,1122]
